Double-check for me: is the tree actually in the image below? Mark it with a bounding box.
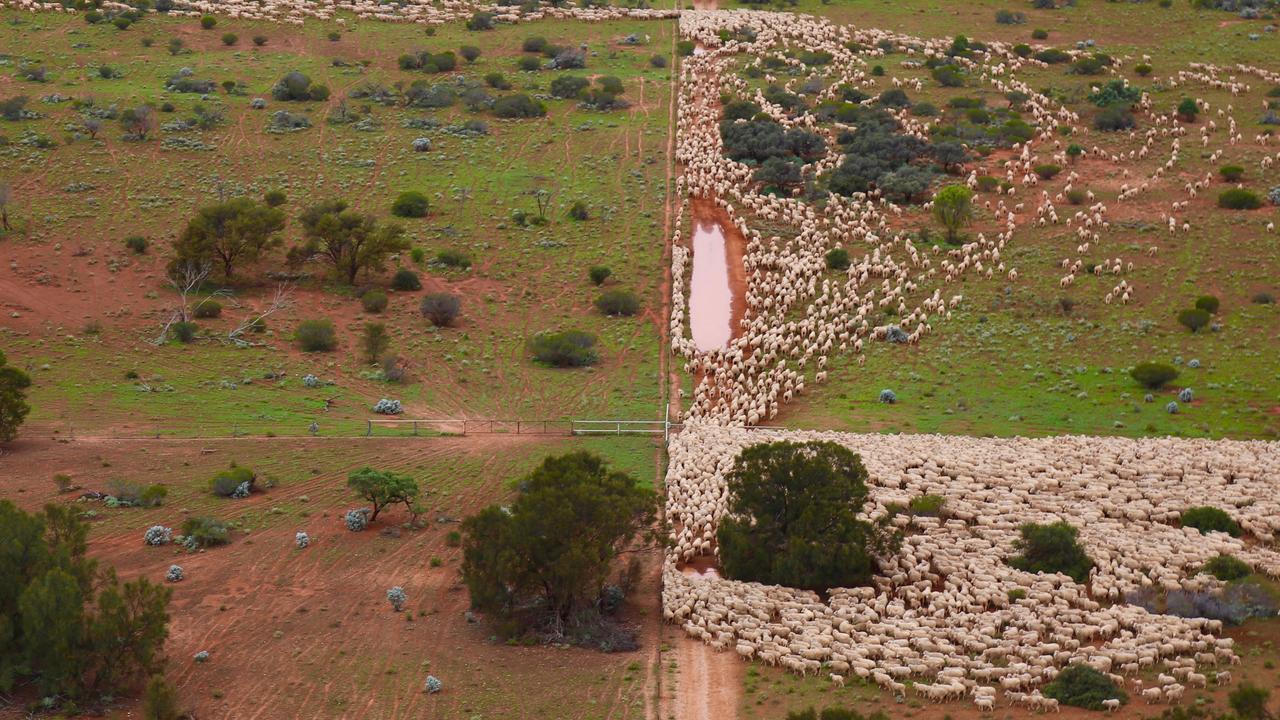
[88,572,172,692]
[461,452,654,632]
[362,322,391,363]
[0,182,11,231]
[932,184,973,244]
[142,674,181,720]
[347,467,419,522]
[19,568,85,696]
[931,141,968,173]
[1181,506,1242,537]
[1229,683,1272,720]
[173,198,286,279]
[1008,521,1094,583]
[717,441,898,592]
[297,199,409,284]
[1044,665,1126,710]
[754,157,803,190]
[121,104,156,140]
[0,350,31,442]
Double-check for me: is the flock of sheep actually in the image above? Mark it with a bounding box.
[661,7,1280,706]
[663,425,1280,704]
[6,0,677,25]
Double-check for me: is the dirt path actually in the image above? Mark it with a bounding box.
[673,631,741,720]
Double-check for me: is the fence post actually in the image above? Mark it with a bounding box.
[366,420,372,437]
[413,421,418,436]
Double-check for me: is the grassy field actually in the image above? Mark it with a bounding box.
[1,9,675,435]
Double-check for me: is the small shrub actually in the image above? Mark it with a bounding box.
[650,54,667,68]
[568,200,589,221]
[517,56,541,72]
[995,9,1027,24]
[142,674,180,720]
[433,249,471,269]
[144,525,173,546]
[125,235,149,254]
[387,586,407,611]
[1031,28,1049,39]
[465,11,494,30]
[165,565,184,583]
[588,266,612,285]
[1065,189,1087,205]
[211,465,255,497]
[181,516,230,547]
[200,15,216,29]
[372,398,402,415]
[1166,400,1180,414]
[1177,308,1211,332]
[1202,554,1251,582]
[296,319,337,352]
[172,321,198,344]
[252,35,268,46]
[361,289,389,313]
[141,484,168,507]
[445,530,462,547]
[1095,106,1135,131]
[1008,521,1093,583]
[1033,163,1062,180]
[295,532,310,548]
[221,32,238,46]
[420,293,461,327]
[392,268,421,291]
[1218,188,1262,210]
[595,289,640,317]
[391,191,430,218]
[54,474,73,493]
[1177,97,1198,122]
[907,494,945,516]
[529,330,599,367]
[825,248,850,271]
[1181,506,1241,537]
[1194,295,1220,314]
[1251,292,1274,304]
[492,94,546,118]
[424,675,442,694]
[192,300,222,319]
[1179,387,1194,403]
[1130,362,1179,389]
[327,30,341,42]
[878,389,897,404]
[362,322,391,363]
[522,36,547,53]
[1134,63,1153,77]
[345,508,370,531]
[264,189,286,207]
[1219,165,1245,182]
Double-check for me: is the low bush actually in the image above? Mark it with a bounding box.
[907,494,946,516]
[1194,295,1220,314]
[1044,665,1126,710]
[361,289,388,313]
[125,235,149,254]
[1252,292,1274,304]
[1095,105,1135,131]
[529,330,599,367]
[825,248,850,271]
[1033,163,1061,180]
[200,14,216,29]
[1218,188,1262,210]
[296,319,337,352]
[172,321,197,343]
[221,32,237,46]
[391,268,421,291]
[1181,506,1241,537]
[493,94,545,118]
[420,293,461,327]
[391,191,429,218]
[264,189,286,207]
[181,516,230,547]
[210,465,256,498]
[1219,164,1245,182]
[995,9,1027,24]
[1031,28,1049,39]
[1065,189,1087,205]
[568,200,589,220]
[1130,361,1179,389]
[192,300,221,319]
[595,289,640,317]
[433,249,471,269]
[1177,307,1211,332]
[588,266,612,285]
[1202,554,1252,582]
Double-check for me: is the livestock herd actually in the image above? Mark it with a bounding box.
[662,6,1280,707]
[662,426,1280,705]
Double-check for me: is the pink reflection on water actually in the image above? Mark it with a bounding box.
[689,219,733,352]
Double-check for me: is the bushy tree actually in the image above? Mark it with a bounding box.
[347,467,419,522]
[172,198,286,279]
[142,674,181,720]
[1008,521,1094,583]
[362,322,391,363]
[295,319,338,352]
[492,94,546,118]
[717,441,899,592]
[1177,97,1198,122]
[0,502,171,704]
[1130,361,1179,389]
[932,184,973,243]
[1177,307,1211,332]
[297,199,409,284]
[391,191,429,218]
[0,350,32,442]
[588,266,612,285]
[461,452,654,629]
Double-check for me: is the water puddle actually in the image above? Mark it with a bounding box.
[689,218,735,352]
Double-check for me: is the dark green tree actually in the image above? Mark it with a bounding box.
[1230,683,1272,720]
[0,350,32,442]
[297,199,409,284]
[19,568,85,696]
[461,452,654,628]
[717,441,899,592]
[173,198,286,279]
[347,467,419,522]
[1008,521,1094,583]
